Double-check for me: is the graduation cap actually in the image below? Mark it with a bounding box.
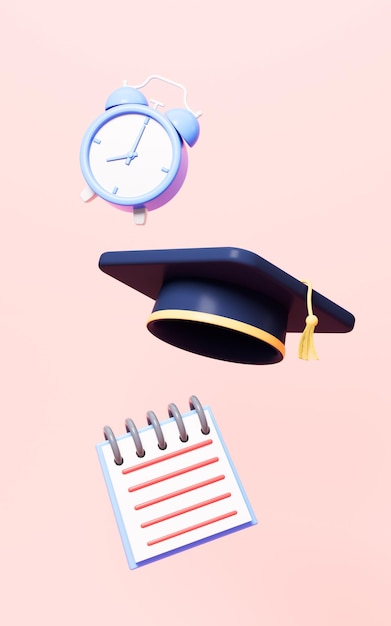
[99,247,355,365]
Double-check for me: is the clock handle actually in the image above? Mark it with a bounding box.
[131,74,202,119]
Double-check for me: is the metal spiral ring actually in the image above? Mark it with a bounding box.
[103,425,123,465]
[168,403,188,442]
[189,395,210,435]
[125,418,145,458]
[146,411,167,450]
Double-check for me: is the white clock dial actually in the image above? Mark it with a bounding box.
[89,113,175,200]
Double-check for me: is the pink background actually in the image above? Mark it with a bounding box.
[1,1,390,624]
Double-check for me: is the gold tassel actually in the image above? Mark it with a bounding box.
[298,280,319,360]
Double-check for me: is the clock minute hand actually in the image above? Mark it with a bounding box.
[124,116,150,165]
[106,116,149,164]
[123,100,164,163]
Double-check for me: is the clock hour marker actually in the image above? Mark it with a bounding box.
[161,166,169,173]
[112,186,119,194]
[93,138,101,144]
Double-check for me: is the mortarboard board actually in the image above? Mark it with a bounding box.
[98,247,355,365]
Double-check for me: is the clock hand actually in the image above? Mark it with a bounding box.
[107,101,164,164]
[105,118,148,165]
[106,152,138,163]
[124,116,149,164]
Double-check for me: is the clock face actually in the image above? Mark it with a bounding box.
[83,107,181,206]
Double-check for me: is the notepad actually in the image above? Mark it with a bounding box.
[96,398,257,569]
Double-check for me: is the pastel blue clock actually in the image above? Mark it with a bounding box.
[80,75,201,225]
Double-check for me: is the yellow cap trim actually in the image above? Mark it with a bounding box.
[147,309,286,358]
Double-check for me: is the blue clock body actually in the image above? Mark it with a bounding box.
[80,84,200,220]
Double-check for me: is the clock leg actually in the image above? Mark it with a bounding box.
[133,207,147,225]
[80,185,97,202]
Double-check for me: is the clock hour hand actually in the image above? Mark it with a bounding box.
[106,152,138,163]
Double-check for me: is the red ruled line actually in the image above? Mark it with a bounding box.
[122,439,213,475]
[147,510,238,546]
[141,493,232,528]
[134,475,226,510]
[128,457,219,493]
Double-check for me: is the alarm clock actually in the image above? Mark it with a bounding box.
[80,75,201,225]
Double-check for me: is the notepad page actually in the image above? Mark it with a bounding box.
[97,407,256,567]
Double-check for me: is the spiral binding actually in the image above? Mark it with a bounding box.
[103,395,210,466]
